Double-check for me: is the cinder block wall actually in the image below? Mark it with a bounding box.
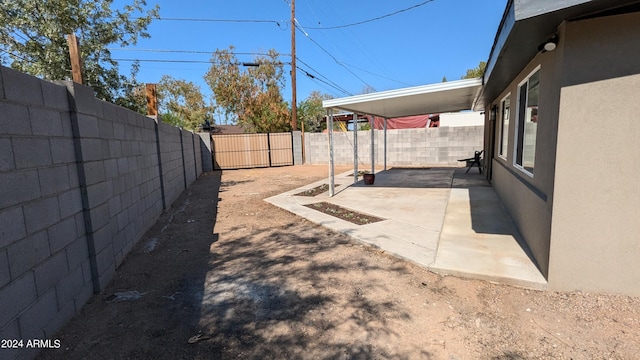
[292,131,303,165]
[0,66,207,360]
[304,126,484,167]
[158,122,186,207]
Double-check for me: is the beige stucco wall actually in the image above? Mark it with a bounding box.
[486,38,564,278]
[548,12,640,295]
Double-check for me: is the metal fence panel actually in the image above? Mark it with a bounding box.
[211,132,293,169]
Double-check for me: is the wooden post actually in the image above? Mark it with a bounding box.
[66,34,83,84]
[146,84,158,116]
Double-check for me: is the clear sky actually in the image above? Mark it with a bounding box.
[112,0,506,105]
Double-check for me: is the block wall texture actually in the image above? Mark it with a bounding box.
[0,67,206,360]
[304,126,484,167]
[292,131,303,165]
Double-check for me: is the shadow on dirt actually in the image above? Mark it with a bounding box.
[38,170,434,360]
[193,220,431,359]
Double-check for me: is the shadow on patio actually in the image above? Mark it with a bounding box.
[266,167,547,289]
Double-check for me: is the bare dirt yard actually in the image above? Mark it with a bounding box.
[37,165,639,360]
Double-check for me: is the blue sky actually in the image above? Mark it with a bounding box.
[113,0,506,104]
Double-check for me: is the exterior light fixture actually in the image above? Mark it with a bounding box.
[539,36,558,53]
[242,62,260,67]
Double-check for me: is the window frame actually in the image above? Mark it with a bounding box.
[498,93,511,160]
[513,65,541,178]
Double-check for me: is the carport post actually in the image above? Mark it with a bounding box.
[370,116,375,174]
[383,118,388,171]
[328,108,335,197]
[353,115,358,183]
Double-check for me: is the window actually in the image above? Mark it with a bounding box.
[498,94,510,159]
[515,68,539,174]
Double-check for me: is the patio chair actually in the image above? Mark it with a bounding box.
[458,150,483,174]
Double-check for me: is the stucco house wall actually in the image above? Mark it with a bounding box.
[487,43,563,278]
[487,11,640,295]
[548,12,640,295]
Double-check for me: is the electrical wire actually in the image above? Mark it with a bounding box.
[108,48,291,57]
[146,17,283,26]
[298,0,397,91]
[294,19,375,91]
[296,57,351,95]
[304,0,435,29]
[296,65,350,96]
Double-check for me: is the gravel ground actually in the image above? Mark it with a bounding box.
[35,165,640,360]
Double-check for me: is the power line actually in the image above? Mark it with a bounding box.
[114,58,290,66]
[296,65,350,96]
[109,48,291,57]
[114,58,211,64]
[340,61,414,87]
[304,0,435,30]
[296,57,351,95]
[294,20,375,91]
[143,17,283,26]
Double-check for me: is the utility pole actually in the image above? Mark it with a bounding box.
[290,0,298,130]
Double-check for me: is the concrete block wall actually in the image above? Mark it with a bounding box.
[197,132,213,172]
[158,121,186,207]
[0,67,207,360]
[304,126,484,167]
[292,131,303,165]
[0,68,93,360]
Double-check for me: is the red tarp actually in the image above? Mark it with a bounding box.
[371,115,433,130]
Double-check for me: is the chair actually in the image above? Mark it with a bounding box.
[458,150,483,174]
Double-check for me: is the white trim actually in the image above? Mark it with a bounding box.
[513,65,541,178]
[498,92,511,161]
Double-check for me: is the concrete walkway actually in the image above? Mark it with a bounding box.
[265,167,547,289]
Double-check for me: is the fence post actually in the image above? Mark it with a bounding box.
[267,132,272,167]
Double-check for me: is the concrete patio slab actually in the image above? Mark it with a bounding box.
[265,167,547,290]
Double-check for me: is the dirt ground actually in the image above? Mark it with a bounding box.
[36,165,639,360]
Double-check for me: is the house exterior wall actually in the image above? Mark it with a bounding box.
[548,12,640,295]
[487,39,563,278]
[487,11,640,295]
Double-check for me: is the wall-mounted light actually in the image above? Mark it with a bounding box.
[539,36,558,53]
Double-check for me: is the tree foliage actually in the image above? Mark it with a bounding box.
[0,0,159,104]
[462,61,487,79]
[157,75,211,131]
[204,47,290,133]
[298,91,332,133]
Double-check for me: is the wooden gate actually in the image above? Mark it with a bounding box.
[211,132,294,170]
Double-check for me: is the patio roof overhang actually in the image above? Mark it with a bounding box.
[322,78,483,118]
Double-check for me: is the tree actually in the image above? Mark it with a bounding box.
[297,91,332,133]
[156,75,212,131]
[462,61,487,79]
[0,0,159,104]
[204,47,290,133]
[114,61,147,114]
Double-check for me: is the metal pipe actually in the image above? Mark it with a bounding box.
[370,116,375,174]
[353,114,358,183]
[383,118,387,171]
[328,108,335,197]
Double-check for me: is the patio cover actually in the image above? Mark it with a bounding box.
[321,78,483,196]
[323,78,482,118]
